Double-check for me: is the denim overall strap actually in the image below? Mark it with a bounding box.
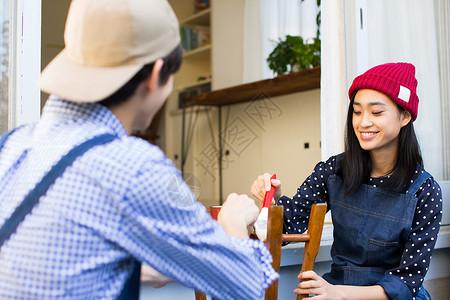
[0,127,19,152]
[0,133,117,247]
[0,133,142,299]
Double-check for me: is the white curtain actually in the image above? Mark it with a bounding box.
[320,0,347,160]
[243,0,319,82]
[363,0,443,179]
[434,0,450,180]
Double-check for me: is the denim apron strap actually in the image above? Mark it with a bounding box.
[406,171,432,196]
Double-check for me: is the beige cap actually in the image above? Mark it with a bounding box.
[40,0,180,103]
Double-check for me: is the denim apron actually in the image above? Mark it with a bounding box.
[323,172,431,298]
[0,130,140,300]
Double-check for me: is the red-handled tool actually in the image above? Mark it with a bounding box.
[262,174,277,208]
[254,174,277,241]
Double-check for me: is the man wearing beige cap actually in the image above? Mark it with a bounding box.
[0,0,277,299]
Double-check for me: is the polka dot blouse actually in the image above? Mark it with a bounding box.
[278,154,443,298]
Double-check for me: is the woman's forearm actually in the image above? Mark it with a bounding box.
[334,284,388,300]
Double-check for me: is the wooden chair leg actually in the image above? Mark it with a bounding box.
[194,290,207,300]
[297,203,327,300]
[264,206,284,300]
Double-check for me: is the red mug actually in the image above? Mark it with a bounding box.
[210,206,222,220]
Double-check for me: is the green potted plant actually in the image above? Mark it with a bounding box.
[266,0,321,76]
[267,36,320,76]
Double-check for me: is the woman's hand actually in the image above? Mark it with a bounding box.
[294,271,342,300]
[250,173,282,205]
[295,271,389,300]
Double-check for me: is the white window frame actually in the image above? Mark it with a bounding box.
[8,0,41,129]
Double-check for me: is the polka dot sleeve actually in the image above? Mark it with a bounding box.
[380,175,443,299]
[277,155,339,235]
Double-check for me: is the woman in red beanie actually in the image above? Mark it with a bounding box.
[251,62,441,300]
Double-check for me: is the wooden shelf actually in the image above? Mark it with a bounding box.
[182,44,211,59]
[176,79,212,91]
[181,66,321,107]
[179,8,211,26]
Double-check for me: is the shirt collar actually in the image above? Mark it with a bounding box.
[40,95,128,138]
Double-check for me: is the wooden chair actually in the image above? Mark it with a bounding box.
[195,203,327,300]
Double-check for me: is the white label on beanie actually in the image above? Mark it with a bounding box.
[398,85,411,102]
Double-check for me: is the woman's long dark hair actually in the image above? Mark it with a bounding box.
[338,93,423,195]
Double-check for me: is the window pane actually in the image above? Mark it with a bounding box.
[0,1,9,134]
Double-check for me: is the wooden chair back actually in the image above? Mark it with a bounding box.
[265,203,327,300]
[195,203,327,300]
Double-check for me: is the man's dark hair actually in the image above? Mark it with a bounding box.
[98,44,182,107]
[338,93,423,195]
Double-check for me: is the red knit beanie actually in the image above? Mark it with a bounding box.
[348,62,419,121]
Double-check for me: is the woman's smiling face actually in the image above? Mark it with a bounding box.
[352,89,411,155]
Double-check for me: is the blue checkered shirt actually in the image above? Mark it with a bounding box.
[0,96,278,299]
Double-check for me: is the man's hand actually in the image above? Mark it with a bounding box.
[218,193,260,239]
[140,265,172,288]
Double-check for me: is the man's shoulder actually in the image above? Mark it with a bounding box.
[93,135,173,171]
[103,135,166,160]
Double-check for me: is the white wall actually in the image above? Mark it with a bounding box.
[212,0,245,90]
[221,89,321,202]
